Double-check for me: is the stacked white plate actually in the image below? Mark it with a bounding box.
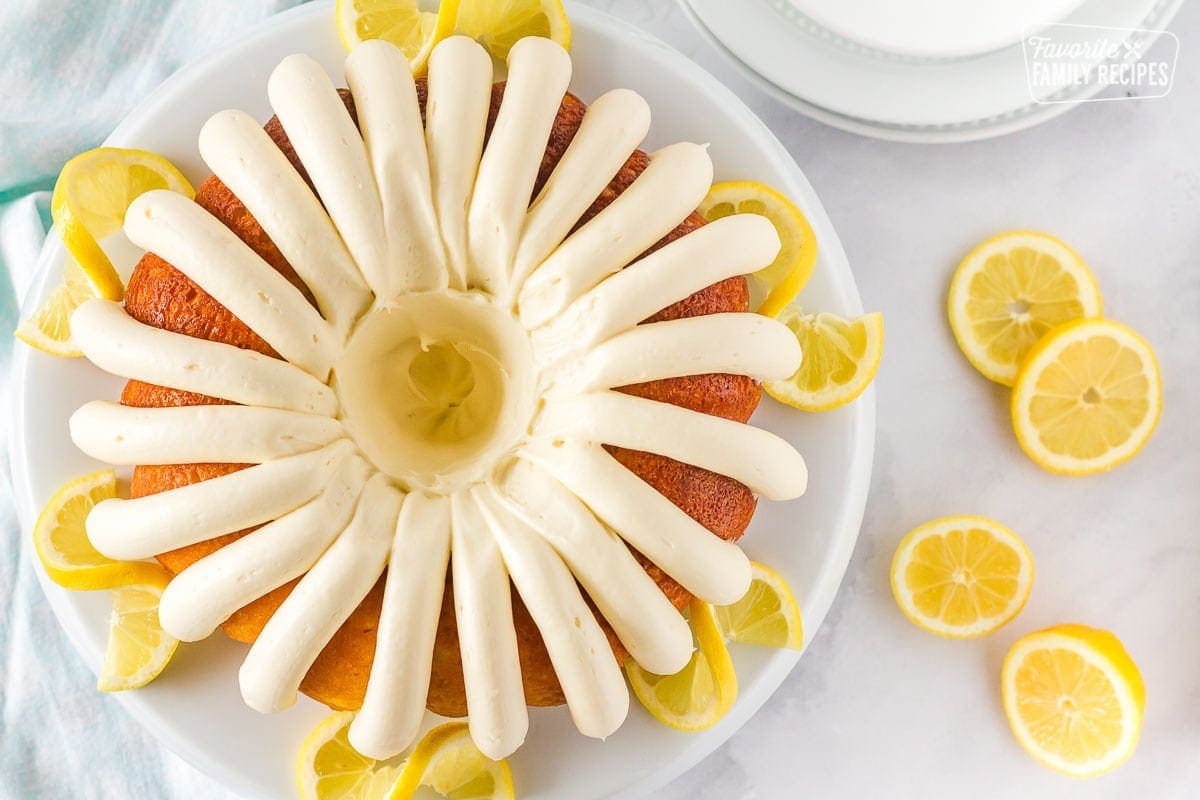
[680,0,1184,141]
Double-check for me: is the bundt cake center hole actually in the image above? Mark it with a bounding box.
[333,291,537,493]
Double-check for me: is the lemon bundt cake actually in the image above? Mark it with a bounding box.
[67,35,808,759]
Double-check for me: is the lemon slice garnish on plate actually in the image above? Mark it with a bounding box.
[1011,317,1161,476]
[335,0,461,70]
[948,230,1102,386]
[890,515,1034,639]
[297,711,406,800]
[453,0,572,62]
[764,310,883,412]
[14,259,97,358]
[714,561,803,650]
[698,180,817,318]
[626,599,737,732]
[97,570,179,692]
[389,721,515,800]
[32,468,169,591]
[1002,624,1144,778]
[51,147,195,302]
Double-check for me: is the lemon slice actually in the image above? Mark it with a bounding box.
[698,181,817,318]
[714,561,803,650]
[1002,624,1144,778]
[335,0,461,71]
[298,711,405,800]
[764,310,883,412]
[14,258,96,357]
[32,468,167,591]
[626,600,737,732]
[51,147,194,302]
[389,721,515,800]
[453,0,572,62]
[948,230,1102,386]
[890,515,1034,639]
[1011,318,1161,476]
[98,571,179,691]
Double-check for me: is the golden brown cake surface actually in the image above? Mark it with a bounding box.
[121,82,759,716]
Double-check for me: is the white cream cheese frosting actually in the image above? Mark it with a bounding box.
[69,35,810,761]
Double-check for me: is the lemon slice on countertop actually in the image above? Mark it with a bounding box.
[389,721,515,800]
[764,310,884,412]
[298,711,406,800]
[698,180,817,318]
[948,230,1102,386]
[1002,624,1145,778]
[891,515,1034,639]
[33,468,169,591]
[626,599,737,732]
[714,561,803,650]
[97,570,180,691]
[453,0,572,62]
[335,0,461,71]
[1011,317,1161,476]
[51,147,194,302]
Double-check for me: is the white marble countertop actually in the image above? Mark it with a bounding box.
[568,1,1200,798]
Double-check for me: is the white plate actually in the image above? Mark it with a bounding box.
[681,0,1184,142]
[784,0,1087,60]
[8,2,873,798]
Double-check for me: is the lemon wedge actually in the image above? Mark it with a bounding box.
[389,721,515,800]
[1011,318,1161,475]
[948,230,1102,386]
[298,711,405,800]
[890,515,1034,639]
[1002,624,1144,778]
[51,147,194,302]
[33,468,167,591]
[14,258,96,358]
[626,600,737,732]
[714,561,803,650]
[453,0,571,62]
[335,0,461,71]
[764,310,883,412]
[698,180,817,318]
[97,571,179,691]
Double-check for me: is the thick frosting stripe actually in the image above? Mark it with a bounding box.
[425,36,493,290]
[551,312,803,394]
[267,54,392,297]
[530,213,780,369]
[518,141,714,329]
[157,453,371,642]
[537,390,808,500]
[345,40,448,294]
[449,491,528,760]
[86,440,356,562]
[240,473,401,713]
[198,109,371,336]
[494,459,693,676]
[72,299,337,416]
[520,440,752,605]
[124,190,338,379]
[466,36,572,296]
[350,492,452,760]
[510,88,651,291]
[475,485,629,739]
[69,401,343,465]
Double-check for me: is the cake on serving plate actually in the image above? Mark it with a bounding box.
[67,34,807,760]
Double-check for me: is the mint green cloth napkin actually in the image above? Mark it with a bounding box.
[0,3,306,797]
